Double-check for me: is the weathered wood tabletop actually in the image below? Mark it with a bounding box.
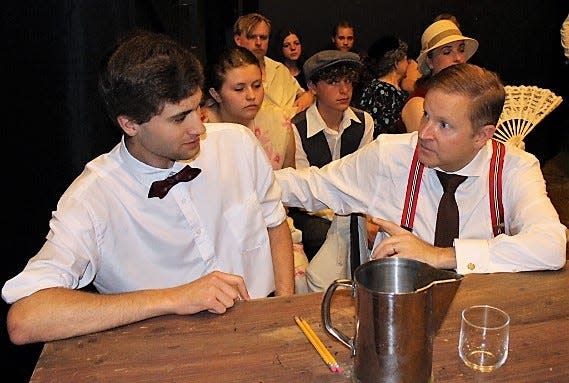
[30,261,568,382]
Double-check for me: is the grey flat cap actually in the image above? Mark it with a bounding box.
[303,50,361,81]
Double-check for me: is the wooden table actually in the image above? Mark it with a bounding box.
[30,261,568,382]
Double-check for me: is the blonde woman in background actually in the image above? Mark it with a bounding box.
[203,46,295,170]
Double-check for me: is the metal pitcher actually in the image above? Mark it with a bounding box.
[322,258,463,383]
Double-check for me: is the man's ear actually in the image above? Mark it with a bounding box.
[307,81,317,95]
[234,34,242,46]
[475,124,496,149]
[116,115,139,137]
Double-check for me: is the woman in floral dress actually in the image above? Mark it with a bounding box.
[354,35,410,138]
[203,46,308,293]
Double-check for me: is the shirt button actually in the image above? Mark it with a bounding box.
[467,263,475,271]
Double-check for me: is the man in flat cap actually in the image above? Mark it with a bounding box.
[286,50,374,292]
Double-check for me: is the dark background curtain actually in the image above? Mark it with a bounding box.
[1,1,566,381]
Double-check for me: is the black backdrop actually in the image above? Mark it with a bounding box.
[2,1,567,381]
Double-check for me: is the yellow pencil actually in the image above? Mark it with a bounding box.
[294,316,342,373]
[300,317,339,366]
[294,316,335,371]
[300,317,340,371]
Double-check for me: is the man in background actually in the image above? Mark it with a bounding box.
[234,13,314,116]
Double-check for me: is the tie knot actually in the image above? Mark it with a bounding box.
[436,171,467,193]
[170,165,200,183]
[148,165,201,199]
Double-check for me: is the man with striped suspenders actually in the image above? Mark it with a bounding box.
[276,64,566,274]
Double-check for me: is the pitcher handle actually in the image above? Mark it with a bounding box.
[321,279,354,352]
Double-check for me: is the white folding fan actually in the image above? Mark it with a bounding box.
[493,85,563,150]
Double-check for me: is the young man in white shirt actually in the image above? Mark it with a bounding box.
[3,31,294,345]
[289,50,374,290]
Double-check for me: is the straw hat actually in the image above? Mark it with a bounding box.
[416,20,478,75]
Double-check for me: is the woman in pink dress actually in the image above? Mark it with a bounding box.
[203,46,308,293]
[202,46,295,170]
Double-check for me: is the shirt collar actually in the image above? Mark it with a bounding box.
[305,103,362,138]
[433,140,493,178]
[118,136,188,189]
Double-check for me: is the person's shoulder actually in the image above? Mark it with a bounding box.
[362,109,374,127]
[205,121,250,135]
[349,105,367,116]
[366,77,383,88]
[205,121,244,131]
[361,133,417,169]
[380,81,399,92]
[500,141,539,167]
[204,122,258,145]
[376,131,417,148]
[264,56,281,70]
[409,82,429,99]
[348,106,372,122]
[81,144,122,181]
[372,133,418,167]
[59,146,123,208]
[291,108,308,124]
[488,141,542,187]
[266,56,297,78]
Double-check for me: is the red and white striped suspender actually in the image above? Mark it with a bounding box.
[400,147,424,231]
[489,140,506,236]
[400,140,506,237]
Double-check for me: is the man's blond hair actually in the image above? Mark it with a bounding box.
[233,13,271,37]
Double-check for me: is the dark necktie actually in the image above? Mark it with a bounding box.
[350,213,360,277]
[434,171,467,247]
[148,165,201,199]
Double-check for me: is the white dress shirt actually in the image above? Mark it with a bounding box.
[2,123,286,302]
[276,132,566,274]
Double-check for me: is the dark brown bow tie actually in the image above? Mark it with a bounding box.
[148,165,201,199]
